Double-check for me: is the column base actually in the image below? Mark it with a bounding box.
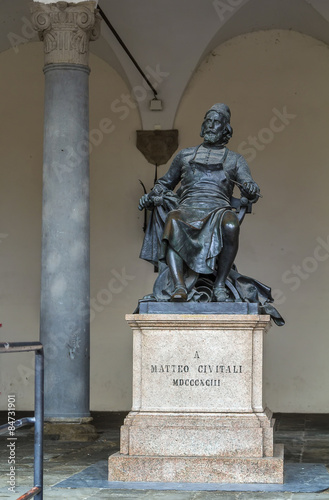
[45,416,93,424]
[108,444,284,484]
[43,422,98,441]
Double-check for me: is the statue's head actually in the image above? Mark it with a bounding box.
[200,103,233,146]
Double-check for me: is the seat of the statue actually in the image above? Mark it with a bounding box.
[137,301,259,315]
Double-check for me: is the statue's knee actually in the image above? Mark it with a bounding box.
[222,212,240,239]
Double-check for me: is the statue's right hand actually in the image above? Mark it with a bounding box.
[138,194,153,211]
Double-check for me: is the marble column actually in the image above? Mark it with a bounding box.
[31,2,100,421]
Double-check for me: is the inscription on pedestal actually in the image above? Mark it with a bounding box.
[136,329,254,412]
[150,361,243,388]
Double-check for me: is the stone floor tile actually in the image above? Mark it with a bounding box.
[143,492,199,500]
[44,472,88,486]
[304,438,329,447]
[302,449,329,463]
[45,486,105,499]
[291,493,329,499]
[235,493,293,499]
[304,431,329,438]
[274,414,307,432]
[282,447,303,462]
[87,489,154,498]
[194,492,241,499]
[305,416,329,432]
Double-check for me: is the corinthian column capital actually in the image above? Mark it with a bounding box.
[31,1,101,66]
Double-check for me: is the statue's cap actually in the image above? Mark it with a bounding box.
[204,103,231,122]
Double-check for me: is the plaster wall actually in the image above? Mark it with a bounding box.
[174,29,329,412]
[0,29,328,412]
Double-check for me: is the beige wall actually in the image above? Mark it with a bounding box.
[0,43,43,403]
[175,29,329,412]
[0,29,329,412]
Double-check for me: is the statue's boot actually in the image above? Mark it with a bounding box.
[213,285,230,302]
[170,286,188,302]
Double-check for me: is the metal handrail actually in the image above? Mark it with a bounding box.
[0,342,44,500]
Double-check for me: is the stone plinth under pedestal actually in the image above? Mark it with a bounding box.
[108,314,284,484]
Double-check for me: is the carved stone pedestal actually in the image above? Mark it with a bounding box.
[108,314,284,484]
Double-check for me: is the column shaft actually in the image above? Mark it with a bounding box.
[41,63,90,419]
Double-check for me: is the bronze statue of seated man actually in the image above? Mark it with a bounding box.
[139,103,260,303]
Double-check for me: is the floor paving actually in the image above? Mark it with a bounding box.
[0,412,329,499]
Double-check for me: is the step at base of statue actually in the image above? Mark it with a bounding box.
[108,444,284,483]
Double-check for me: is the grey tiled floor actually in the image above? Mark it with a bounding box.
[0,412,329,499]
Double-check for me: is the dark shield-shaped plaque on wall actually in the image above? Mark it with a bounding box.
[136,130,179,166]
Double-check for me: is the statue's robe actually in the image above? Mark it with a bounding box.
[156,145,255,273]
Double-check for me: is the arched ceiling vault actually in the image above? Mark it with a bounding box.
[1,0,329,129]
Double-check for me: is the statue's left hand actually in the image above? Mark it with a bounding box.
[242,182,260,199]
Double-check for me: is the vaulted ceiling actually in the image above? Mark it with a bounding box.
[1,0,329,128]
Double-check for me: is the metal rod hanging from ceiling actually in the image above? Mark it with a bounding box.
[98,5,158,98]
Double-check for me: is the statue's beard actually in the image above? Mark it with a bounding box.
[203,131,222,144]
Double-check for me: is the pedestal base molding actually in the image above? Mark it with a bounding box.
[108,444,284,484]
[120,410,275,458]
